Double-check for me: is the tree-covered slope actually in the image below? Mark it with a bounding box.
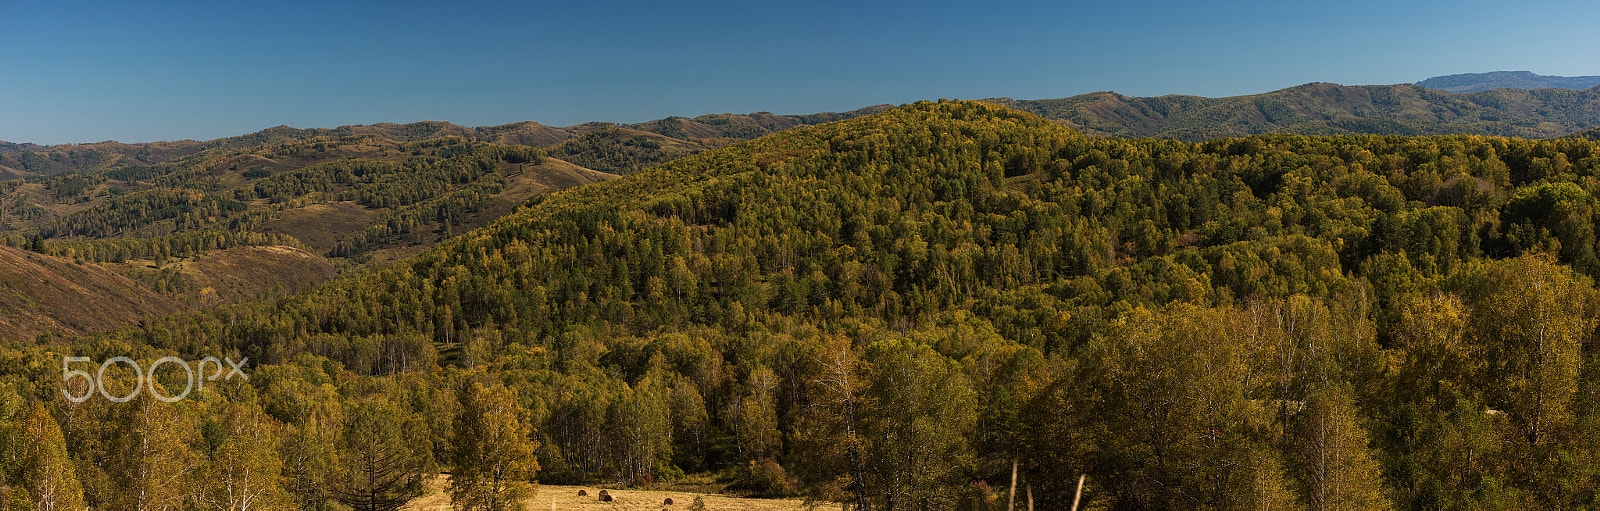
[14,101,1600,508]
[545,105,894,175]
[0,134,605,262]
[995,82,1600,140]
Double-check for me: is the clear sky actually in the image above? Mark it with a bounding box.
[2,0,1597,144]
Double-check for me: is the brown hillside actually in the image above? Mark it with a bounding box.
[496,156,618,198]
[0,245,183,341]
[180,245,338,306]
[257,201,378,254]
[105,245,339,308]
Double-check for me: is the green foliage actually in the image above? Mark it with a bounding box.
[548,124,705,175]
[26,100,1600,508]
[18,151,50,172]
[859,338,977,509]
[38,229,306,262]
[40,187,246,238]
[20,402,85,509]
[1294,386,1390,510]
[328,174,508,257]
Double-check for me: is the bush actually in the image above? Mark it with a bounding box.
[731,459,798,497]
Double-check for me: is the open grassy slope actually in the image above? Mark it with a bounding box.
[0,245,183,341]
[138,245,337,306]
[0,242,340,341]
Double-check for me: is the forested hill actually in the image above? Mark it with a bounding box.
[15,100,1600,508]
[0,133,615,341]
[992,81,1600,140]
[0,106,891,341]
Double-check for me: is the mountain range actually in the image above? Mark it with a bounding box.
[991,81,1600,140]
[9,77,1600,179]
[0,106,893,178]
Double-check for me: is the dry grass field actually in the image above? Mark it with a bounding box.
[402,476,840,511]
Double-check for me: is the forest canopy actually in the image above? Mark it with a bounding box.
[5,100,1600,508]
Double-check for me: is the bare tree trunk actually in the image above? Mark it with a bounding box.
[1071,474,1086,511]
[1008,459,1018,511]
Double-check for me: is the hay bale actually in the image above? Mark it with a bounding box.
[598,489,613,502]
[577,489,588,497]
[664,497,675,505]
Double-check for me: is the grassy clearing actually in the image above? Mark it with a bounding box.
[403,476,839,511]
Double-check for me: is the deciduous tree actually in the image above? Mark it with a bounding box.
[449,382,539,510]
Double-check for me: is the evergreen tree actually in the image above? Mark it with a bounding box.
[331,402,428,511]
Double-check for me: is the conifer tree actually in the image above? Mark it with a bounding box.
[331,402,427,511]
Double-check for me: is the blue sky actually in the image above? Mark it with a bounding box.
[2,0,1597,144]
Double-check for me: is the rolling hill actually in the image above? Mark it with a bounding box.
[0,106,892,178]
[0,132,620,340]
[0,105,901,341]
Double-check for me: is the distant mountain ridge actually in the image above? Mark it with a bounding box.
[1417,71,1600,93]
[11,80,1600,176]
[990,82,1600,141]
